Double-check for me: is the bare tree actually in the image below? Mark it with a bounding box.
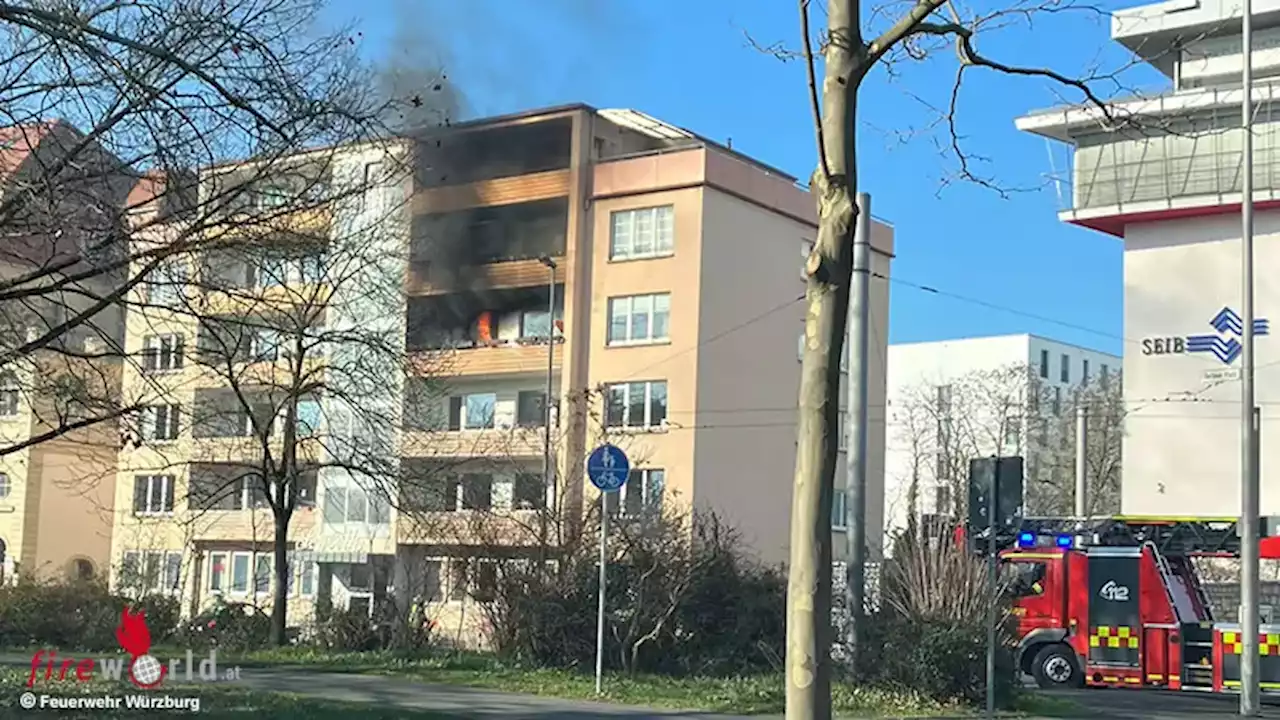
[0,0,388,460]
[773,0,1206,711]
[884,364,1123,544]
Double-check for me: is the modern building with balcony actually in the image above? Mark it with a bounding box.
[1016,0,1280,516]
[107,104,895,642]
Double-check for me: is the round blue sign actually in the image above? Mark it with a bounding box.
[586,444,630,491]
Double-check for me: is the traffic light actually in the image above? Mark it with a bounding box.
[967,456,1024,547]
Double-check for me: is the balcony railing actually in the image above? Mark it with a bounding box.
[1059,137,1280,213]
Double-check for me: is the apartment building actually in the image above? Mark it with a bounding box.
[0,121,136,585]
[107,105,895,639]
[882,334,1119,550]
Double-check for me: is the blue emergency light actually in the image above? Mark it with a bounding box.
[1017,532,1035,547]
[1056,534,1073,548]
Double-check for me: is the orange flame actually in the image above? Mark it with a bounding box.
[115,608,152,658]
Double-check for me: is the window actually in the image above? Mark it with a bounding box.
[423,559,444,602]
[142,334,184,373]
[1039,349,1049,379]
[0,373,17,417]
[1060,354,1070,383]
[251,329,280,362]
[607,293,670,345]
[1001,560,1047,598]
[360,161,384,213]
[513,474,546,510]
[1082,359,1091,386]
[146,260,186,307]
[254,554,272,595]
[449,560,469,601]
[294,398,322,437]
[831,489,847,530]
[209,552,227,593]
[1003,418,1021,447]
[934,484,952,513]
[0,473,8,499]
[132,475,174,515]
[610,205,675,260]
[935,453,949,482]
[140,405,181,441]
[838,413,848,451]
[1052,386,1062,416]
[230,553,251,594]
[935,385,952,416]
[297,558,317,596]
[460,474,493,511]
[621,468,664,517]
[1101,364,1110,389]
[520,310,552,339]
[323,484,390,524]
[121,550,182,595]
[448,393,496,430]
[516,391,547,428]
[604,381,667,428]
[258,256,288,288]
[298,255,324,284]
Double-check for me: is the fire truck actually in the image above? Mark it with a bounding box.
[994,515,1280,694]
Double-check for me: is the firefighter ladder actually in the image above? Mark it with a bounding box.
[1004,516,1253,557]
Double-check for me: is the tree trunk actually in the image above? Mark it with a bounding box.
[787,2,861,718]
[271,511,291,647]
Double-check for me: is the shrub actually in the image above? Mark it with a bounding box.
[311,607,381,652]
[852,530,1019,707]
[479,510,786,676]
[0,579,125,651]
[179,601,272,652]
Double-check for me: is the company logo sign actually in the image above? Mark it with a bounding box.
[1099,580,1130,602]
[1141,306,1270,365]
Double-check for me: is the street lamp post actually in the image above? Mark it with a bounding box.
[1241,0,1261,713]
[538,256,557,543]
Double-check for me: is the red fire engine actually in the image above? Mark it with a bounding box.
[997,515,1280,694]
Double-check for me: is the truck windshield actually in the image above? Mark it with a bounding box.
[999,560,1046,598]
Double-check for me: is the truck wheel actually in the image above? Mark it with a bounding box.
[1031,644,1081,689]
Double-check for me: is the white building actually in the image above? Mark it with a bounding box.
[1017,0,1280,516]
[882,334,1119,547]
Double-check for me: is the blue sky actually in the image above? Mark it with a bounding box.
[327,0,1170,358]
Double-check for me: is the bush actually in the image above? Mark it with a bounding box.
[851,530,1019,708]
[311,607,381,652]
[178,601,271,652]
[0,579,179,652]
[480,510,786,676]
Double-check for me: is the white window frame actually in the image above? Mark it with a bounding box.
[620,468,665,518]
[605,380,668,429]
[462,393,497,430]
[142,334,185,373]
[607,293,671,345]
[141,404,181,442]
[0,373,17,417]
[289,555,317,597]
[293,398,322,437]
[609,205,675,261]
[146,260,187,307]
[208,551,228,594]
[133,474,174,515]
[251,329,280,362]
[253,553,273,596]
[832,489,847,530]
[229,552,252,595]
[124,550,182,595]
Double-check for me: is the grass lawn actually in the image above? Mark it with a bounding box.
[197,646,1081,718]
[0,668,453,719]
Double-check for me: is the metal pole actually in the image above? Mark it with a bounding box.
[846,192,871,652]
[595,491,608,696]
[544,259,556,512]
[1075,404,1089,519]
[1241,0,1260,712]
[985,456,997,719]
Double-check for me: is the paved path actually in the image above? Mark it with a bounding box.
[1044,687,1280,719]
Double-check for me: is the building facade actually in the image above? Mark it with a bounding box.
[1017,0,1280,516]
[882,334,1119,549]
[0,121,136,585]
[107,105,895,637]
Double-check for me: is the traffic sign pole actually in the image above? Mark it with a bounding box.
[585,443,629,697]
[596,490,608,696]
